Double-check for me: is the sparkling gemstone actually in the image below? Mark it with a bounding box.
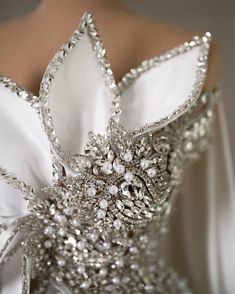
[86,186,97,197]
[57,258,66,267]
[77,240,86,251]
[77,264,85,274]
[99,199,109,209]
[97,209,106,219]
[140,158,150,170]
[123,152,133,162]
[124,172,134,182]
[147,167,156,178]
[108,185,119,195]
[44,226,53,236]
[114,164,125,174]
[113,219,122,230]
[44,240,52,248]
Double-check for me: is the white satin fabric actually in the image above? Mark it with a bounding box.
[0,22,234,294]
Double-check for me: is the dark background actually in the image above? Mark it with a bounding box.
[0,0,234,153]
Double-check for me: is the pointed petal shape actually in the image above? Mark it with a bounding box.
[39,12,119,171]
[0,77,53,191]
[118,33,212,134]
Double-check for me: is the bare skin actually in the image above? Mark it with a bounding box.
[0,0,219,96]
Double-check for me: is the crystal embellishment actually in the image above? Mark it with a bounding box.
[0,10,216,294]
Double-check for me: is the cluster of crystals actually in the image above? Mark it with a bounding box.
[20,88,216,293]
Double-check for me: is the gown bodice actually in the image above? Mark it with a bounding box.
[0,11,234,294]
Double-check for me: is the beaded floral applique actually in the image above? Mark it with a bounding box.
[0,11,218,294]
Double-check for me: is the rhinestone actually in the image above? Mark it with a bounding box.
[108,185,119,195]
[99,199,109,209]
[57,258,66,267]
[140,158,150,170]
[77,264,85,274]
[113,219,122,230]
[124,172,134,182]
[86,186,97,197]
[114,164,125,174]
[123,152,133,162]
[44,240,52,248]
[147,168,156,178]
[97,209,106,219]
[77,240,86,251]
[44,226,53,236]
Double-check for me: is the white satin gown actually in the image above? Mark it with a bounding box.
[0,11,234,294]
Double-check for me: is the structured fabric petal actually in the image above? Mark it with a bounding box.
[39,12,117,169]
[0,82,53,191]
[118,35,211,133]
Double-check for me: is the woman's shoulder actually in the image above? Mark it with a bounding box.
[127,12,220,91]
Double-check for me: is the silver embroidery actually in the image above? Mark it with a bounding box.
[0,11,218,294]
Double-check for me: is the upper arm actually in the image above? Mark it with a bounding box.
[203,39,221,91]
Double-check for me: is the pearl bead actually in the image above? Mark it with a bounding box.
[99,199,109,209]
[57,258,66,267]
[88,232,98,242]
[57,228,66,236]
[77,264,85,274]
[99,268,107,277]
[86,186,96,197]
[44,240,52,248]
[123,152,133,162]
[113,219,122,230]
[147,167,156,178]
[112,276,120,284]
[124,172,134,182]
[114,164,125,174]
[97,209,106,219]
[140,158,150,170]
[80,280,90,289]
[108,185,119,195]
